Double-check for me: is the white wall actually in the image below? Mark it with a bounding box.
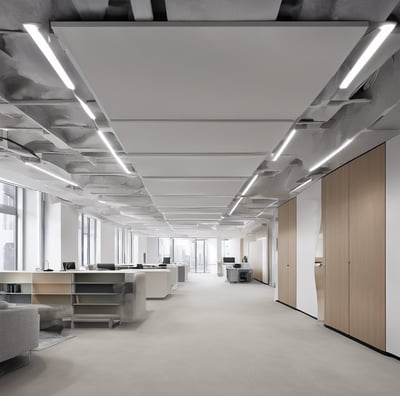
[207,238,218,273]
[44,201,61,270]
[386,135,400,357]
[147,237,159,263]
[223,238,241,262]
[23,189,41,271]
[100,222,115,263]
[296,180,321,318]
[138,236,148,263]
[60,205,79,267]
[270,212,279,300]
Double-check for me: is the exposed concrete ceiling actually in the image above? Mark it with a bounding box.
[0,0,400,238]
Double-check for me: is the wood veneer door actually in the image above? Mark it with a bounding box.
[278,202,289,304]
[278,199,297,307]
[322,165,350,334]
[349,144,386,350]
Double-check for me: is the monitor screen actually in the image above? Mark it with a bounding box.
[223,257,235,263]
[163,257,171,264]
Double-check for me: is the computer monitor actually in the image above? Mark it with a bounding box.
[97,263,116,271]
[162,257,171,264]
[63,262,76,271]
[223,257,235,263]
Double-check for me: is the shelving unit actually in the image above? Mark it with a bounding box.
[0,272,32,304]
[0,271,141,327]
[71,272,128,328]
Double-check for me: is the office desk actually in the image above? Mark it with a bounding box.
[226,266,253,283]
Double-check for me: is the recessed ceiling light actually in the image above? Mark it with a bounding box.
[23,24,75,90]
[340,23,396,89]
[75,95,96,120]
[241,174,258,196]
[97,130,131,175]
[290,179,312,193]
[272,129,296,162]
[309,138,353,172]
[25,162,79,187]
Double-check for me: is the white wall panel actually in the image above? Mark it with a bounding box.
[296,180,321,317]
[386,135,400,357]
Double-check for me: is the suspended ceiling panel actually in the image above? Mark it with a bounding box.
[53,22,367,120]
[152,196,233,207]
[164,213,222,220]
[130,155,265,177]
[165,0,282,21]
[144,178,246,196]
[111,120,291,154]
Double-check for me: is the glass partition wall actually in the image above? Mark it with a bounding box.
[172,238,209,273]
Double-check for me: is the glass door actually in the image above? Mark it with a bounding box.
[173,238,208,273]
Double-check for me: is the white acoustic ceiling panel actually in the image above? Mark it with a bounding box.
[53,23,367,120]
[165,0,282,21]
[152,196,233,208]
[111,120,291,154]
[165,213,222,220]
[130,155,265,177]
[144,178,246,196]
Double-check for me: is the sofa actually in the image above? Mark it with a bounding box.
[0,305,40,363]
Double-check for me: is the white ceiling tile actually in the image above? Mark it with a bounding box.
[144,178,246,196]
[152,196,233,207]
[131,155,265,177]
[53,23,367,120]
[111,121,291,153]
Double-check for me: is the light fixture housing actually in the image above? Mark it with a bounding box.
[309,138,353,172]
[229,196,243,216]
[75,95,96,120]
[97,130,131,175]
[340,23,396,89]
[272,129,297,162]
[23,24,75,90]
[25,162,79,187]
[290,179,312,193]
[242,174,258,196]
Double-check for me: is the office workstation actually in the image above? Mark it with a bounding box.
[1,1,400,395]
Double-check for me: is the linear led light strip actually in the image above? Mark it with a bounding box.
[25,162,80,187]
[340,23,396,89]
[242,174,258,195]
[23,24,131,176]
[228,197,243,216]
[290,179,312,193]
[309,138,353,172]
[272,129,296,161]
[23,24,96,119]
[97,130,131,174]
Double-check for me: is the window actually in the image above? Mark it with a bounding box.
[0,182,17,270]
[116,228,134,264]
[79,214,97,266]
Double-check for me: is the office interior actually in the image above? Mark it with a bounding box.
[1,1,400,395]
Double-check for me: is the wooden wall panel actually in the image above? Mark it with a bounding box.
[278,202,289,304]
[323,165,350,334]
[349,144,386,350]
[278,198,297,307]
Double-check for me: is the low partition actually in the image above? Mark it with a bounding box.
[0,271,147,327]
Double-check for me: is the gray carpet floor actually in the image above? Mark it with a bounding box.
[0,274,399,396]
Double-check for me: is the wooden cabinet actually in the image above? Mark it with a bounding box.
[278,198,297,308]
[322,144,386,350]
